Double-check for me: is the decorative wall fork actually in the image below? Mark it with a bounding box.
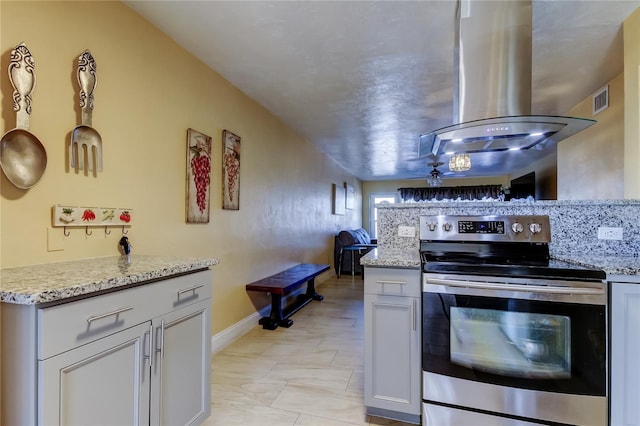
[70,50,103,172]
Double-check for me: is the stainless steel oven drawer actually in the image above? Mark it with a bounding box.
[423,402,543,426]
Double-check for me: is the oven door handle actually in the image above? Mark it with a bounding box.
[426,278,605,295]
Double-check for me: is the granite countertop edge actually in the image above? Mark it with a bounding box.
[360,248,421,269]
[0,255,219,305]
[360,248,639,278]
[551,254,640,277]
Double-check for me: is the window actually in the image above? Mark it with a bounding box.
[369,192,400,239]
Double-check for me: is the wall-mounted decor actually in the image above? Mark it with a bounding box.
[186,128,212,223]
[333,183,345,215]
[1,42,47,190]
[70,49,103,172]
[222,130,241,210]
[53,205,133,227]
[52,205,132,235]
[345,183,355,210]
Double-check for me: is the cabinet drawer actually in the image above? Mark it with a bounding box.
[38,270,212,360]
[364,267,421,297]
[150,270,213,315]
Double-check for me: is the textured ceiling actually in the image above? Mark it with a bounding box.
[125,0,639,181]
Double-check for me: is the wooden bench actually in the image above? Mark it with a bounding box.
[246,263,330,330]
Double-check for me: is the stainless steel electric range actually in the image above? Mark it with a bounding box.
[419,215,607,426]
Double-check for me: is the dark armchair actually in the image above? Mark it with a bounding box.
[334,228,377,278]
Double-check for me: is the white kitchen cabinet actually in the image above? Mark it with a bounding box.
[150,299,211,425]
[2,269,212,426]
[364,266,421,425]
[39,321,152,425]
[610,280,640,426]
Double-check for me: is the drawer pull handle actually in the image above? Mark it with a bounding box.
[87,306,134,324]
[378,280,407,293]
[376,280,407,285]
[177,284,204,297]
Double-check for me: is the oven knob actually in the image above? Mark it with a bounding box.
[511,222,524,233]
[529,223,543,234]
[428,223,437,231]
[443,223,453,232]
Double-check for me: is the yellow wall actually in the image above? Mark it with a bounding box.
[624,8,640,198]
[0,1,361,333]
[557,73,624,199]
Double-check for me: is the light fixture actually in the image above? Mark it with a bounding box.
[427,162,443,187]
[449,153,471,172]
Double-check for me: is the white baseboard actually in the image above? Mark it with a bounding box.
[210,306,268,355]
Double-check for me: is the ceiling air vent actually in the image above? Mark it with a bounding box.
[593,85,609,115]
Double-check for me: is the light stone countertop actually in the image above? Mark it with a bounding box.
[360,248,421,269]
[0,255,219,305]
[361,248,639,278]
[552,254,640,277]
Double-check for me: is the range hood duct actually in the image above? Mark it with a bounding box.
[420,0,595,160]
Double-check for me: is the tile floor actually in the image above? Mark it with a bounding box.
[204,275,417,426]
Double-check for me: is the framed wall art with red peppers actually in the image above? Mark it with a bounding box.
[222,129,241,210]
[186,128,212,223]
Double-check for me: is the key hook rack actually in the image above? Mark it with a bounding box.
[53,205,132,236]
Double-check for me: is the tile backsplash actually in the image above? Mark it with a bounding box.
[376,199,640,257]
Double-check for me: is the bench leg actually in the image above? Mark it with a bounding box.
[306,278,324,301]
[258,278,324,330]
[258,293,293,330]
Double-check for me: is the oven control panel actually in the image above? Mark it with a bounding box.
[419,215,551,242]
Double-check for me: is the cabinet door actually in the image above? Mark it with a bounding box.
[610,282,640,426]
[39,321,151,426]
[150,299,211,426]
[364,293,421,417]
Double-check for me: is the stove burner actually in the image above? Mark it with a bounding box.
[420,240,550,265]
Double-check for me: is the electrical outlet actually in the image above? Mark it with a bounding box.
[597,227,623,240]
[398,225,415,238]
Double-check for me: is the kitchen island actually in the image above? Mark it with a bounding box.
[1,255,218,426]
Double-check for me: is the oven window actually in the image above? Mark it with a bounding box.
[450,308,571,379]
[423,293,606,396]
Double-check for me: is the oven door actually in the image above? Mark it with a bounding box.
[422,273,607,424]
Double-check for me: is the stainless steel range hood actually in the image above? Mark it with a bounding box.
[419,0,595,161]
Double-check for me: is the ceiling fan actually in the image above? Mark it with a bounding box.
[427,161,444,187]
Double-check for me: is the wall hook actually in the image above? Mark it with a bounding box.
[122,226,128,235]
[85,226,92,236]
[105,226,111,235]
[63,226,70,237]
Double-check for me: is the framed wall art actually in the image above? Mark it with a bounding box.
[186,128,212,223]
[332,183,345,215]
[345,183,355,210]
[222,130,241,210]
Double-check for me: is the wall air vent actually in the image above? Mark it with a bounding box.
[592,85,609,115]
